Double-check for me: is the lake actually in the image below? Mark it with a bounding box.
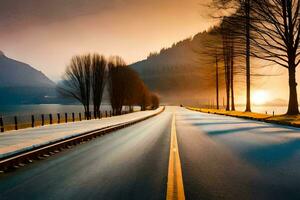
[0,104,114,125]
[0,104,114,117]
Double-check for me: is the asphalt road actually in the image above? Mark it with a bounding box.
[176,107,300,200]
[0,110,173,200]
[1,107,300,200]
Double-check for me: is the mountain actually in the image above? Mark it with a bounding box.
[131,30,218,105]
[0,52,58,104]
[0,51,54,87]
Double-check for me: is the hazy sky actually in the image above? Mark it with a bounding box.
[0,0,213,81]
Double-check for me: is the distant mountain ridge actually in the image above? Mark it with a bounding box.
[0,52,59,104]
[0,52,54,87]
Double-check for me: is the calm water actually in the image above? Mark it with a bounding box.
[0,104,114,125]
[0,104,114,117]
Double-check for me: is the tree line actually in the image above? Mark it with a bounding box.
[58,54,159,118]
[204,0,300,115]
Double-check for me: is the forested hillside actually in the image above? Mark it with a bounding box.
[131,29,220,105]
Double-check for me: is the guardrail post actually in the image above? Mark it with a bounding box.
[14,116,18,130]
[31,115,35,128]
[65,113,68,123]
[0,116,4,132]
[49,114,53,125]
[79,113,82,121]
[57,113,60,124]
[41,114,44,126]
[72,113,75,122]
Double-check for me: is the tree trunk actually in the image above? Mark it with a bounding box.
[230,47,235,111]
[86,106,90,120]
[222,29,231,111]
[245,0,251,112]
[93,107,97,119]
[226,64,231,111]
[287,66,299,115]
[216,56,220,109]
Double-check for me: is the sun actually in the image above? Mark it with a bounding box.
[252,90,268,105]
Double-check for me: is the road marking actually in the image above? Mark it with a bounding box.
[166,113,185,200]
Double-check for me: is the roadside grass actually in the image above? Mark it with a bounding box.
[186,107,300,128]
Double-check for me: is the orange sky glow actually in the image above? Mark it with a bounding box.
[0,0,213,80]
[0,0,298,103]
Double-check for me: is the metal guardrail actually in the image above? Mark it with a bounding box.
[0,107,165,171]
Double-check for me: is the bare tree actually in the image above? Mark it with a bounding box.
[124,68,150,110]
[193,28,224,109]
[230,32,236,111]
[107,56,128,115]
[139,87,151,111]
[212,0,253,111]
[107,56,154,114]
[223,36,231,110]
[219,14,249,111]
[245,0,252,112]
[91,54,107,118]
[150,93,160,109]
[58,55,92,119]
[215,50,222,109]
[251,0,300,114]
[221,20,234,111]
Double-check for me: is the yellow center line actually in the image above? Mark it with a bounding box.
[166,113,185,200]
